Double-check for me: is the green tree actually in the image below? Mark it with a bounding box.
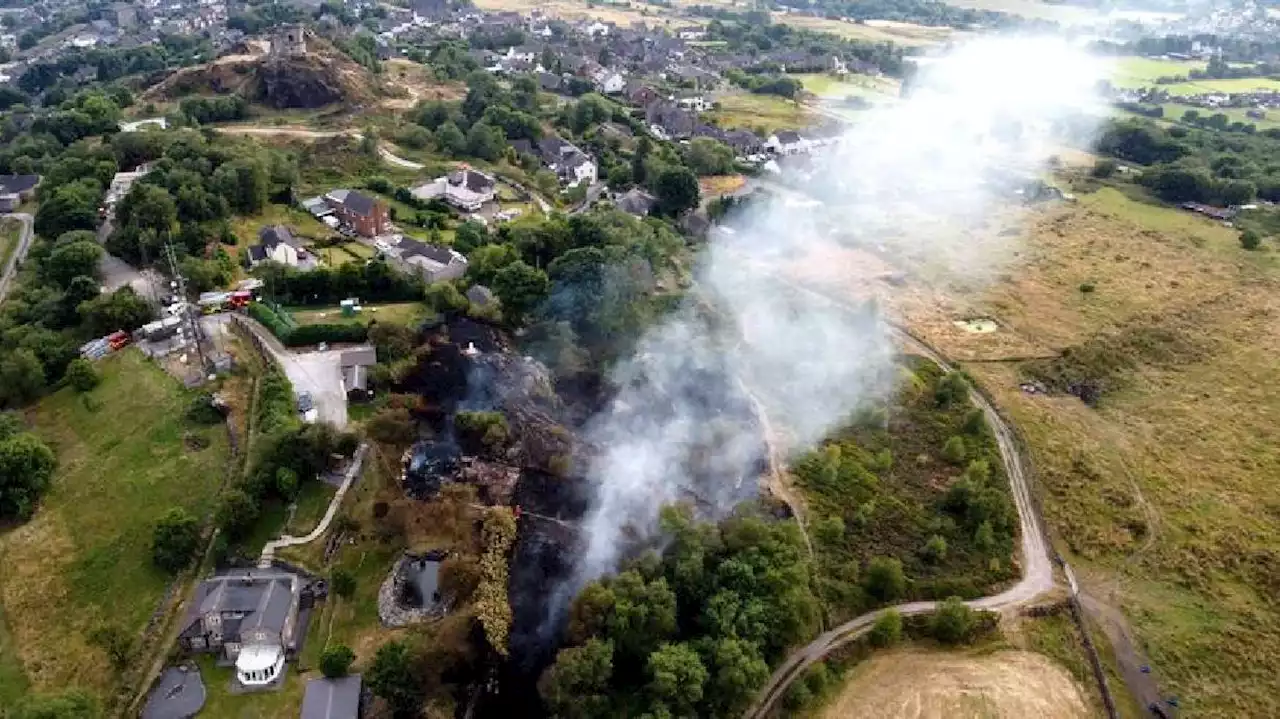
[1240,229,1262,250]
[941,435,967,465]
[320,644,356,678]
[64,358,100,392]
[685,137,736,176]
[868,609,903,647]
[934,371,968,407]
[367,640,426,717]
[605,570,678,662]
[44,240,103,288]
[466,121,507,161]
[646,642,708,714]
[538,638,615,719]
[35,179,102,239]
[434,121,467,156]
[0,431,56,519]
[151,507,200,573]
[651,166,700,217]
[490,260,550,322]
[704,637,769,717]
[864,556,906,602]
[214,488,259,540]
[930,596,976,644]
[0,349,48,407]
[974,520,996,553]
[79,287,154,335]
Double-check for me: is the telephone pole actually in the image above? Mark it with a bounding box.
[162,240,210,374]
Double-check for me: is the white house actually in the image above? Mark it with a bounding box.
[593,69,626,95]
[247,225,300,267]
[766,130,808,156]
[410,168,497,212]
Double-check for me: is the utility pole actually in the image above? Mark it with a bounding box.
[163,239,209,374]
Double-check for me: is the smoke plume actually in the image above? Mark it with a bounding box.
[557,37,1107,615]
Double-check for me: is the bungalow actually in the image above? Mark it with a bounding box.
[645,101,696,139]
[0,174,39,212]
[340,347,376,402]
[410,168,497,212]
[247,225,300,267]
[178,569,311,689]
[325,189,390,237]
[392,237,469,283]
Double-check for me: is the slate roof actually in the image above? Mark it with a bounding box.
[301,675,362,719]
[184,571,297,642]
[258,225,294,249]
[616,188,656,216]
[0,174,39,194]
[449,169,495,193]
[341,191,378,218]
[398,238,455,265]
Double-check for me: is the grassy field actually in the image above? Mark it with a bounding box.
[1110,56,1207,88]
[195,655,306,719]
[792,73,899,101]
[707,93,815,134]
[0,350,230,703]
[286,301,429,328]
[473,0,699,28]
[764,13,953,47]
[936,187,1280,716]
[1159,77,1280,96]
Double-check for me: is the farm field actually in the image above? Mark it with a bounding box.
[1109,56,1207,87]
[472,0,697,28]
[1160,76,1280,95]
[0,350,231,704]
[940,0,1102,22]
[771,14,955,47]
[707,93,815,134]
[793,72,900,100]
[820,648,1091,719]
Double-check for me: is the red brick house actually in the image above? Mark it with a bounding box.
[324,189,389,237]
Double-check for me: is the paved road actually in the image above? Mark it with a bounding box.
[0,212,34,304]
[230,314,357,429]
[742,265,1056,718]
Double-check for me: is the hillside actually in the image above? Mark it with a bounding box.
[143,35,389,110]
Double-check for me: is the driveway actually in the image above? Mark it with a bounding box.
[230,314,355,428]
[142,665,206,719]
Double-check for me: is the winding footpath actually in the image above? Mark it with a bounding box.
[742,266,1057,719]
[258,442,368,567]
[0,213,34,304]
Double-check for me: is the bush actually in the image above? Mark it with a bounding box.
[331,568,356,599]
[941,436,967,465]
[320,644,356,678]
[455,410,509,454]
[64,358,99,392]
[868,609,903,648]
[215,488,259,540]
[929,596,977,644]
[1079,281,1096,294]
[922,534,948,563]
[151,508,200,573]
[934,372,968,408]
[1240,229,1262,250]
[187,393,226,424]
[864,557,906,602]
[1091,158,1118,178]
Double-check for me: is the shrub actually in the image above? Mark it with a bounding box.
[215,488,258,540]
[929,596,977,644]
[64,358,99,392]
[187,393,226,424]
[331,568,356,599]
[1240,229,1261,250]
[320,644,356,678]
[941,436,967,465]
[1079,281,1096,294]
[1091,158,1118,178]
[868,609,903,648]
[864,557,906,602]
[934,372,968,408]
[922,534,948,563]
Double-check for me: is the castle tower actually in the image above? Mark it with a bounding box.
[271,24,306,58]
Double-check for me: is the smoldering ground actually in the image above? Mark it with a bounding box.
[545,36,1108,634]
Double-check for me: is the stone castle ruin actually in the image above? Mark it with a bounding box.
[270,24,307,58]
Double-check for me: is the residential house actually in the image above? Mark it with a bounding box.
[615,187,656,217]
[178,569,309,688]
[0,174,39,211]
[538,136,597,187]
[301,675,363,719]
[538,71,564,93]
[626,83,661,108]
[392,237,469,283]
[592,67,626,94]
[645,101,696,139]
[325,189,389,237]
[247,225,300,267]
[410,168,497,212]
[766,130,808,155]
[340,347,376,402]
[723,129,765,156]
[675,91,712,112]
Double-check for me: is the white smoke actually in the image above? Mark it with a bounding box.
[559,37,1107,609]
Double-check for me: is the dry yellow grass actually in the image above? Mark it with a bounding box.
[777,186,1280,716]
[473,0,699,28]
[700,174,747,197]
[771,14,957,47]
[822,649,1091,719]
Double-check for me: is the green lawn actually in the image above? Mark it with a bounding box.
[0,350,230,702]
[194,655,307,719]
[792,72,898,100]
[1159,77,1280,96]
[1110,56,1206,88]
[706,93,815,134]
[286,301,428,328]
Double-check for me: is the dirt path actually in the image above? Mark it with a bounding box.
[741,261,1057,718]
[0,212,33,304]
[821,649,1091,719]
[259,443,368,566]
